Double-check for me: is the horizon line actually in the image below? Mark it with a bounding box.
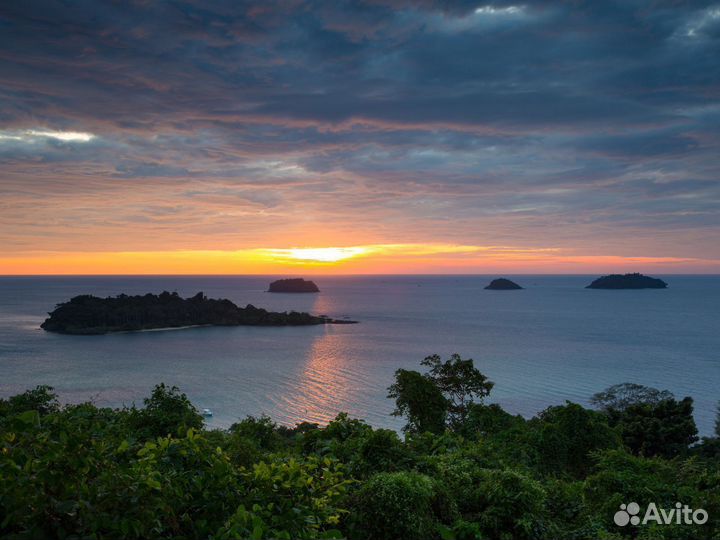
[2,272,719,277]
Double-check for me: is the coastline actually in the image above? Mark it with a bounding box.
[116,324,214,334]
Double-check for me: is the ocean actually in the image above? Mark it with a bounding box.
[0,275,717,434]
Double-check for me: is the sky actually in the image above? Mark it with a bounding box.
[1,0,719,274]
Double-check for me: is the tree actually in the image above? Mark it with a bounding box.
[591,382,673,412]
[348,472,456,540]
[532,402,622,478]
[0,385,59,417]
[715,400,720,438]
[421,354,494,428]
[611,397,698,458]
[388,369,447,434]
[592,383,698,459]
[126,383,203,439]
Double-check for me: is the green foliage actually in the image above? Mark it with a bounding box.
[592,383,699,459]
[217,457,350,539]
[0,384,59,417]
[348,471,456,540]
[388,369,448,434]
[591,383,674,412]
[608,397,699,458]
[1,371,718,540]
[126,383,204,439]
[298,414,411,478]
[434,454,547,540]
[230,415,287,452]
[421,353,494,428]
[460,403,526,439]
[388,354,495,434]
[355,428,409,476]
[469,469,548,540]
[584,450,678,535]
[532,402,622,478]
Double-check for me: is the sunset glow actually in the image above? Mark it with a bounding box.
[1,245,717,275]
[266,247,371,263]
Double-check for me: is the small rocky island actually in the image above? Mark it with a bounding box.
[586,273,668,289]
[268,278,320,293]
[41,291,355,335]
[485,278,523,290]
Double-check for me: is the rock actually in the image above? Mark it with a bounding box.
[485,278,523,290]
[268,278,320,293]
[586,273,668,289]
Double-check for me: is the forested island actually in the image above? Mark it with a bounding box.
[586,273,668,289]
[1,354,718,539]
[40,291,353,334]
[485,278,523,290]
[268,278,320,293]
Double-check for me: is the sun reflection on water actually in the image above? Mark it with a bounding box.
[276,293,370,426]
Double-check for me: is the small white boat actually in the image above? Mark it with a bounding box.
[202,408,213,417]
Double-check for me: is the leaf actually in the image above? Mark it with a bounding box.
[16,410,40,428]
[437,524,456,540]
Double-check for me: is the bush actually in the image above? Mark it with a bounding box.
[0,384,59,417]
[531,402,622,478]
[126,383,203,440]
[348,471,456,540]
[354,428,409,476]
[473,469,547,540]
[610,397,698,458]
[217,456,350,540]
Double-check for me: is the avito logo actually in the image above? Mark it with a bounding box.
[614,502,708,527]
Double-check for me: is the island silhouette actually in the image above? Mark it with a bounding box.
[586,273,668,289]
[485,278,523,290]
[268,278,320,293]
[41,291,355,335]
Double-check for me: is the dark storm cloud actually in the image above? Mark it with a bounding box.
[0,0,719,258]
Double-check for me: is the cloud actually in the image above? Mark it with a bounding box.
[0,0,719,268]
[0,129,95,143]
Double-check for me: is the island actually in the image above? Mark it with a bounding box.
[485,278,523,290]
[40,291,356,335]
[586,273,668,289]
[268,278,320,293]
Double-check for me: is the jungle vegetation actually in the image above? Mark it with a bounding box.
[1,354,718,539]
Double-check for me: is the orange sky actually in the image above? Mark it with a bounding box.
[2,245,718,275]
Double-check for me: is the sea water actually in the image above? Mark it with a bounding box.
[0,275,717,434]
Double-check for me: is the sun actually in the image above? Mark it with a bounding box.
[267,247,370,263]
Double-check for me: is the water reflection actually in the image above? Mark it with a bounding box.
[276,293,370,426]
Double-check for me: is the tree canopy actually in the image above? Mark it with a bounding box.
[1,366,717,540]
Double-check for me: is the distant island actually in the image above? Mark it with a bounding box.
[268,278,320,293]
[41,292,355,335]
[485,278,523,290]
[586,273,668,289]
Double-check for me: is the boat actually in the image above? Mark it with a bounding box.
[202,408,213,417]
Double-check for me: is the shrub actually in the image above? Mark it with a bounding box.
[0,384,59,417]
[531,402,622,478]
[125,383,203,439]
[348,471,456,540]
[217,456,350,540]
